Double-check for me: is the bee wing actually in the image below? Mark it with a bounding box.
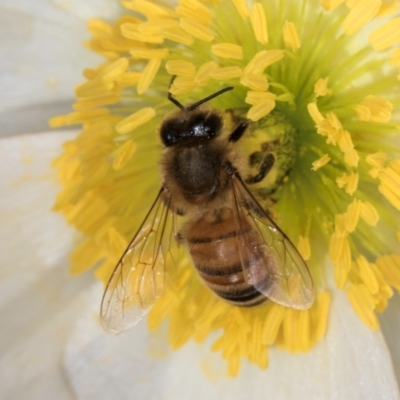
[230,174,314,310]
[101,188,174,334]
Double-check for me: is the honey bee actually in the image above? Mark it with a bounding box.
[101,84,314,334]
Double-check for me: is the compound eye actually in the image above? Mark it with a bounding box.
[160,121,180,146]
[204,113,222,135]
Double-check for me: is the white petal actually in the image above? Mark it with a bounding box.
[0,131,96,399]
[380,293,400,385]
[0,1,121,137]
[64,286,400,398]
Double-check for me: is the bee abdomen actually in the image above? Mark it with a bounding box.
[186,209,267,307]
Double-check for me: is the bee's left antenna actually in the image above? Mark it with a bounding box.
[168,76,185,110]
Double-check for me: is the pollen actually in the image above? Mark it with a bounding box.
[354,95,393,123]
[244,50,284,75]
[369,17,400,51]
[391,48,400,66]
[336,172,359,195]
[297,236,311,260]
[176,0,213,26]
[360,201,379,226]
[113,140,138,170]
[250,3,268,44]
[320,0,345,10]
[311,154,331,171]
[210,66,243,80]
[282,21,301,51]
[115,107,156,134]
[137,58,161,94]
[342,0,381,35]
[180,17,215,42]
[307,102,324,124]
[314,78,330,97]
[378,160,400,210]
[211,43,244,60]
[165,60,196,77]
[376,255,400,291]
[194,61,219,85]
[232,0,249,19]
[246,95,276,121]
[130,48,169,59]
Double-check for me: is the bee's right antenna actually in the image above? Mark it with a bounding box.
[167,75,234,111]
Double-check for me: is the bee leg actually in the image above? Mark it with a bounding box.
[228,121,249,142]
[245,153,275,184]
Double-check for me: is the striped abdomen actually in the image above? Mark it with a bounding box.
[185,208,267,307]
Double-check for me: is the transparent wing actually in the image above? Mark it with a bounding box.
[230,174,314,310]
[101,188,174,334]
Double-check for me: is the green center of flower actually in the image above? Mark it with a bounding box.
[51,0,400,377]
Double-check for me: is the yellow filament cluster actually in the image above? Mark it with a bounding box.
[50,0,400,377]
[148,261,331,376]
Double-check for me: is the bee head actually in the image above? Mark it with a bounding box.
[160,110,223,147]
[160,85,234,147]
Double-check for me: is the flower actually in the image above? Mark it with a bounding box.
[49,0,400,380]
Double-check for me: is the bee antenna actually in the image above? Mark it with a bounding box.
[168,75,185,110]
[167,75,234,111]
[186,87,234,111]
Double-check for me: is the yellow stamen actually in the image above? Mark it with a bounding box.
[311,292,331,343]
[232,0,249,19]
[113,140,138,170]
[344,199,361,232]
[320,0,345,10]
[330,233,352,287]
[261,304,286,345]
[210,66,243,80]
[240,73,269,91]
[376,254,400,291]
[161,26,194,45]
[137,58,161,94]
[69,238,107,275]
[165,60,196,77]
[176,0,213,26]
[282,21,301,51]
[314,78,330,97]
[335,214,347,237]
[194,61,219,85]
[342,0,381,35]
[246,96,276,121]
[115,107,156,134]
[375,1,400,18]
[250,3,268,44]
[354,95,393,123]
[245,91,274,105]
[311,154,331,171]
[98,57,129,81]
[75,79,114,98]
[120,23,164,44]
[307,102,324,124]
[116,72,142,87]
[169,76,197,95]
[48,109,110,128]
[122,0,176,18]
[130,48,169,59]
[297,236,311,260]
[244,50,284,75]
[391,48,400,66]
[359,201,379,225]
[211,43,244,60]
[336,172,359,195]
[180,17,215,42]
[356,255,379,295]
[369,17,400,51]
[378,160,400,210]
[366,151,387,168]
[73,94,120,110]
[346,284,379,329]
